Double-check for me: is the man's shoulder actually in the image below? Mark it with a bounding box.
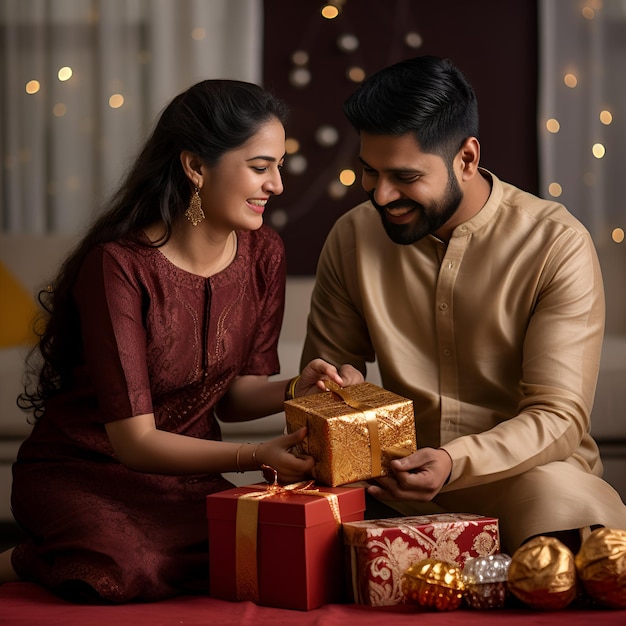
[498,178,590,236]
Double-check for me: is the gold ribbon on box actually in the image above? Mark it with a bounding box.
[324,380,382,477]
[235,473,342,602]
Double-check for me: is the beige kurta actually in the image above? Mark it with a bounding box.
[302,170,626,551]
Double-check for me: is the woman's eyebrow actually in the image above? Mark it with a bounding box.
[246,154,286,162]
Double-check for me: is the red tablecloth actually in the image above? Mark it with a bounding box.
[1,583,624,626]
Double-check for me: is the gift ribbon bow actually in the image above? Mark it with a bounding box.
[235,470,342,602]
[324,380,382,478]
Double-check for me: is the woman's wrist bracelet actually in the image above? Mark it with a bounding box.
[252,444,261,468]
[235,443,249,473]
[285,375,301,401]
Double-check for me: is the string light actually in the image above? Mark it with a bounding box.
[582,6,595,19]
[599,110,612,125]
[592,143,605,159]
[548,182,563,197]
[321,4,340,19]
[583,0,603,19]
[328,179,347,199]
[289,67,311,88]
[405,32,423,48]
[57,66,72,82]
[53,103,67,117]
[337,34,359,53]
[269,208,288,229]
[291,50,309,66]
[285,154,307,175]
[542,3,624,256]
[315,125,339,147]
[14,2,618,247]
[5,2,622,291]
[563,73,578,88]
[339,169,356,186]
[285,138,300,154]
[611,228,624,244]
[108,94,124,109]
[25,80,40,94]
[546,118,560,133]
[347,66,366,82]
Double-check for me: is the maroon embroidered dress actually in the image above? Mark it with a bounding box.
[11,225,286,602]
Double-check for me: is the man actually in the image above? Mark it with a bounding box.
[301,55,626,554]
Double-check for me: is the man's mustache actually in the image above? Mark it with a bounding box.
[367,191,420,213]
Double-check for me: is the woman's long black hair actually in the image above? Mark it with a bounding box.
[18,80,288,420]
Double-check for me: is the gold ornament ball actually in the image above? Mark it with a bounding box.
[575,527,626,609]
[508,536,577,610]
[403,558,465,611]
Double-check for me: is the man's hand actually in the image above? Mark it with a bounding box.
[298,359,365,395]
[337,363,365,387]
[367,447,452,502]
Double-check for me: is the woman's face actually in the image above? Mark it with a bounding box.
[199,118,285,234]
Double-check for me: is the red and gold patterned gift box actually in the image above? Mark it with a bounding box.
[285,382,416,487]
[343,513,500,607]
[207,482,365,611]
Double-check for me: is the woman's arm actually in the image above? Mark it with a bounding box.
[216,358,364,422]
[105,413,314,483]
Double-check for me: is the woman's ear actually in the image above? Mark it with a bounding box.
[180,151,204,186]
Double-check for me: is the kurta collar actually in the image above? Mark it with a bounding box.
[445,168,502,240]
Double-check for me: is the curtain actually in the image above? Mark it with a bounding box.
[539,0,626,333]
[0,0,262,235]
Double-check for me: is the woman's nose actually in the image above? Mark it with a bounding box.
[264,170,283,196]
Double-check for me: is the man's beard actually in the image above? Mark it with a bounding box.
[368,172,463,245]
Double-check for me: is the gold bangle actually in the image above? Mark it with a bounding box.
[252,444,261,468]
[285,375,301,401]
[235,443,248,473]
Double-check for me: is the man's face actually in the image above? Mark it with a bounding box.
[358,132,463,245]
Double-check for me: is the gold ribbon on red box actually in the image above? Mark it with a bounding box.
[235,475,342,602]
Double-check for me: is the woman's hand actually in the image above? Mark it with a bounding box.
[256,427,314,484]
[297,359,365,396]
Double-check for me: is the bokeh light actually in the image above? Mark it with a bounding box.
[25,80,40,94]
[58,66,72,81]
[108,93,124,109]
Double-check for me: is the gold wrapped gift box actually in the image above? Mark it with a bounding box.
[285,382,416,487]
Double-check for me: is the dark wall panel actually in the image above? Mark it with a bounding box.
[263,0,538,275]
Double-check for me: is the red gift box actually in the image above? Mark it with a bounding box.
[207,482,365,611]
[343,513,500,607]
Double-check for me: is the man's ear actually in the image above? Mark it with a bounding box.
[180,150,204,185]
[458,137,480,180]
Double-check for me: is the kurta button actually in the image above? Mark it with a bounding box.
[439,302,449,311]
[443,348,452,357]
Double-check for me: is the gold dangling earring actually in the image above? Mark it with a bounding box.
[185,185,205,226]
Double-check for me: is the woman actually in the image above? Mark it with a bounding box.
[0,80,360,603]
